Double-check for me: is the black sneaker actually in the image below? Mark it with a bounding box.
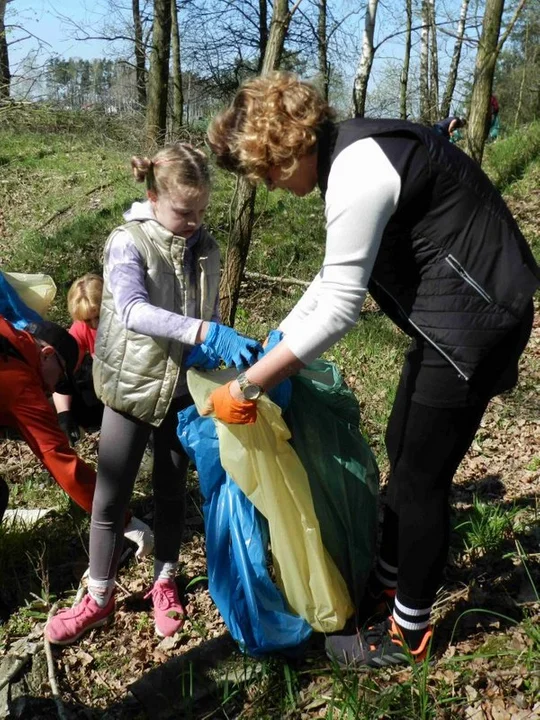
[325,616,432,669]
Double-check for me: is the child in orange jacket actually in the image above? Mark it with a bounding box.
[0,315,152,556]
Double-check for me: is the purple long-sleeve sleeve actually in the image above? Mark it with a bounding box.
[106,229,203,345]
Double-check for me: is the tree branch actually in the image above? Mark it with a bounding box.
[496,0,527,54]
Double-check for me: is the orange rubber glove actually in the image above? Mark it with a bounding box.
[201,381,258,425]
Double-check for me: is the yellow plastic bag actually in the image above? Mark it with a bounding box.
[187,368,354,633]
[3,272,57,317]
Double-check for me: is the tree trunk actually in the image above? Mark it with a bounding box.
[428,0,439,121]
[513,19,529,129]
[220,0,293,326]
[465,0,505,163]
[352,0,379,117]
[170,0,183,134]
[400,0,412,119]
[440,0,469,118]
[260,0,290,73]
[317,0,329,101]
[419,0,430,124]
[132,0,147,108]
[0,0,10,100]
[146,0,172,147]
[256,0,268,72]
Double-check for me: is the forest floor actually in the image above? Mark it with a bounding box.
[0,109,538,719]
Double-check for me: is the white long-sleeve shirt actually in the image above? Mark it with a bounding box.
[279,137,401,365]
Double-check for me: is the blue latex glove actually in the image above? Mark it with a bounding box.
[262,329,284,354]
[259,330,292,410]
[204,322,263,371]
[185,343,221,370]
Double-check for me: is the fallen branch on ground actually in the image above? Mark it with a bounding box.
[244,271,310,288]
[44,603,69,720]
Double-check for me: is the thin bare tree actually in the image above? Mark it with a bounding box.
[419,0,430,123]
[146,0,172,145]
[353,0,379,116]
[428,0,439,120]
[257,0,268,71]
[133,0,147,107]
[317,0,329,101]
[0,0,11,99]
[400,0,413,119]
[440,0,470,118]
[170,0,183,134]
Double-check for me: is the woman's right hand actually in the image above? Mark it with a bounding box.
[201,381,257,424]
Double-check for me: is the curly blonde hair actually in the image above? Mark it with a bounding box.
[207,72,335,183]
[67,273,104,322]
[131,142,210,197]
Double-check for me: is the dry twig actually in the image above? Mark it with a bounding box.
[44,603,69,720]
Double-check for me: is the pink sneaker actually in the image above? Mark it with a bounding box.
[145,579,186,637]
[45,593,115,645]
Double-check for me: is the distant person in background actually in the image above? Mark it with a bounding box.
[53,274,104,446]
[488,95,500,141]
[432,116,466,142]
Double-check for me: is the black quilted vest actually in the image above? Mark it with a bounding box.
[317,118,540,380]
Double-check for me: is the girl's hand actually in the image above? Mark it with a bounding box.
[203,323,262,370]
[201,381,257,424]
[184,343,221,370]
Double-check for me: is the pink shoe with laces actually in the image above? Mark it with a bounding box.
[145,579,186,637]
[45,593,115,645]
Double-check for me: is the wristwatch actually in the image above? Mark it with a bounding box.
[237,372,264,401]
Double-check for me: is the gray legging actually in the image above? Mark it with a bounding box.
[89,396,192,582]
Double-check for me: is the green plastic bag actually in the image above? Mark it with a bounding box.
[285,360,379,607]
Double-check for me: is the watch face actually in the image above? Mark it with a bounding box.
[243,383,262,400]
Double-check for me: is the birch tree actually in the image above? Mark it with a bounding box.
[428,0,439,120]
[419,0,430,123]
[353,0,379,117]
[440,0,470,118]
[317,0,329,101]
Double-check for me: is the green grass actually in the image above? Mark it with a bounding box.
[454,496,521,559]
[483,119,540,192]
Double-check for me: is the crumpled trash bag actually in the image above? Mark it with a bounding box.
[286,360,379,607]
[0,272,46,329]
[178,404,312,656]
[1,271,56,327]
[186,368,354,633]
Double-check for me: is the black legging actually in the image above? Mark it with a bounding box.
[89,396,192,582]
[380,393,488,606]
[379,305,533,608]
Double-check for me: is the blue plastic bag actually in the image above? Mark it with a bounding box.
[0,271,43,329]
[178,405,312,656]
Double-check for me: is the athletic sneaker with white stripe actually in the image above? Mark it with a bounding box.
[325,616,432,669]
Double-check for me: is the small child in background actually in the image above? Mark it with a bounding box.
[46,142,261,645]
[53,274,104,446]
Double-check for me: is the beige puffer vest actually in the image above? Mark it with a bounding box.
[93,220,220,426]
